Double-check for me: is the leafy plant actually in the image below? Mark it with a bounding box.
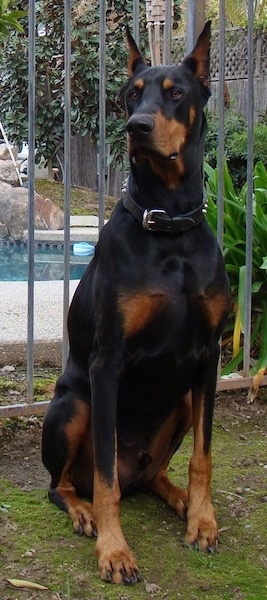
[0,0,26,42]
[205,111,267,189]
[205,160,267,386]
[206,0,267,27]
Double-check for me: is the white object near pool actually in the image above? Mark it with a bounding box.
[73,242,95,256]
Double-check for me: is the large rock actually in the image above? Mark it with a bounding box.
[0,159,20,184]
[0,181,64,240]
[0,220,8,237]
[0,144,18,160]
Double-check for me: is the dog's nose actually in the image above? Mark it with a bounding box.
[126,115,154,137]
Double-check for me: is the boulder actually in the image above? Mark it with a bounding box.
[0,220,8,237]
[0,159,20,184]
[0,182,64,240]
[34,195,64,231]
[0,144,18,160]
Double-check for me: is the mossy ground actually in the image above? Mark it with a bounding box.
[0,390,266,600]
[0,371,59,406]
[35,179,117,219]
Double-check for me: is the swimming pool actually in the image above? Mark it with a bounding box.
[0,241,95,282]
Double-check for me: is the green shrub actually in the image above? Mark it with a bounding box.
[205,111,267,189]
[205,160,267,383]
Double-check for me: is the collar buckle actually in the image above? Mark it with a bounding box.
[142,208,169,231]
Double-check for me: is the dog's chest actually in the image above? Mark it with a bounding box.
[118,258,226,346]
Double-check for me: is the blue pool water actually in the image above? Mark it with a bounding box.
[0,242,94,282]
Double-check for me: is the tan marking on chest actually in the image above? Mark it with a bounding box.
[201,293,229,329]
[118,291,169,337]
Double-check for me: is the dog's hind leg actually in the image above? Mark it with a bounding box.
[148,392,193,520]
[151,469,189,520]
[42,391,96,538]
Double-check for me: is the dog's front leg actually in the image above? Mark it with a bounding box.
[185,346,220,552]
[89,355,140,585]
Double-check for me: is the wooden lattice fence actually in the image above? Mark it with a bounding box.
[173,26,267,118]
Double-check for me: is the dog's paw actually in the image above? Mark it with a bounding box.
[69,500,97,537]
[184,507,218,552]
[184,532,218,553]
[96,541,140,584]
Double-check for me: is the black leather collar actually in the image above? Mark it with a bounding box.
[122,189,207,234]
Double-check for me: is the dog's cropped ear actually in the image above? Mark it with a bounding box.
[126,25,147,76]
[183,20,211,95]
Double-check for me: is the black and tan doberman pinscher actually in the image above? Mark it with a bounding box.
[42,22,230,585]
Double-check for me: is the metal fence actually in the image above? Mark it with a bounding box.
[0,0,266,418]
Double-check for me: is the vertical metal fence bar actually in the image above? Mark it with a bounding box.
[216,1,226,378]
[133,0,139,46]
[163,0,172,65]
[62,0,71,370]
[186,0,205,51]
[243,0,254,376]
[217,0,225,251]
[27,0,36,402]
[98,0,106,234]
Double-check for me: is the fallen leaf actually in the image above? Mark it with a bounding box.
[247,368,266,403]
[0,503,11,512]
[6,578,48,590]
[145,582,162,594]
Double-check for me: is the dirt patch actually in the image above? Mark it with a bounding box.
[0,418,49,491]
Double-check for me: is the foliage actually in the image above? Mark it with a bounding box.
[205,160,267,379]
[0,0,26,42]
[227,121,267,180]
[0,0,182,166]
[205,110,267,189]
[206,0,267,27]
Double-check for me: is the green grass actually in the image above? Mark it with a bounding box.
[0,373,58,405]
[1,409,267,600]
[35,179,117,218]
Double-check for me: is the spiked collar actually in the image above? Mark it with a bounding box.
[122,185,207,234]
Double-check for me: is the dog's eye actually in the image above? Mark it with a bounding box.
[128,90,139,102]
[170,89,182,100]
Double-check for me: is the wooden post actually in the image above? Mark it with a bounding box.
[146,0,174,66]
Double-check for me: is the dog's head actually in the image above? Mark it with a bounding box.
[123,22,211,189]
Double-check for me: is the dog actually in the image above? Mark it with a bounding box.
[42,21,230,585]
